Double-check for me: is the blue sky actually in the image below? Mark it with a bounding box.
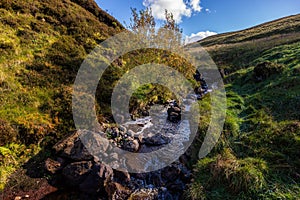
[96,0,300,43]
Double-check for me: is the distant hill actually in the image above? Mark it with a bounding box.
[188,14,300,71]
[194,14,300,46]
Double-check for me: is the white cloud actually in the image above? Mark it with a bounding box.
[185,31,217,44]
[190,0,202,12]
[205,8,211,13]
[143,0,202,22]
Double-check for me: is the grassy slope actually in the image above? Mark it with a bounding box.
[0,0,123,190]
[187,15,300,199]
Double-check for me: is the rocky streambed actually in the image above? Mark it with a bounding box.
[45,97,198,199]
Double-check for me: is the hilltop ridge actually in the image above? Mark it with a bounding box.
[191,14,300,46]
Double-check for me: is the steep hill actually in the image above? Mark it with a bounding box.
[0,0,123,192]
[187,15,300,199]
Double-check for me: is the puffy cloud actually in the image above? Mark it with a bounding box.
[205,8,211,13]
[190,0,202,12]
[185,31,217,44]
[143,0,202,22]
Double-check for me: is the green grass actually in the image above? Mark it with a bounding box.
[188,14,300,199]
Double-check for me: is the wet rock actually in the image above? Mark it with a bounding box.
[119,125,127,133]
[127,130,134,137]
[143,134,171,146]
[62,161,93,186]
[98,162,114,179]
[167,101,181,123]
[138,144,162,153]
[111,127,120,138]
[124,139,140,152]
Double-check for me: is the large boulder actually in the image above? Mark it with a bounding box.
[79,163,113,194]
[53,131,93,161]
[62,161,93,186]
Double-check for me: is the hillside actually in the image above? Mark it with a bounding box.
[0,0,123,194]
[188,14,300,72]
[187,15,300,199]
[193,14,300,46]
[0,1,299,199]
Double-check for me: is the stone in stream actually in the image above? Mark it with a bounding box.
[123,139,140,152]
[167,101,181,123]
[127,129,134,137]
[119,125,127,133]
[143,134,171,146]
[62,161,93,186]
[111,127,120,138]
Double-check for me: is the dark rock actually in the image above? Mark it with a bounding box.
[45,158,65,174]
[62,161,93,186]
[167,104,181,123]
[98,163,113,179]
[105,181,131,200]
[119,125,127,133]
[166,180,185,192]
[114,170,131,183]
[123,139,140,152]
[53,131,93,161]
[162,165,180,182]
[143,135,171,146]
[79,163,113,194]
